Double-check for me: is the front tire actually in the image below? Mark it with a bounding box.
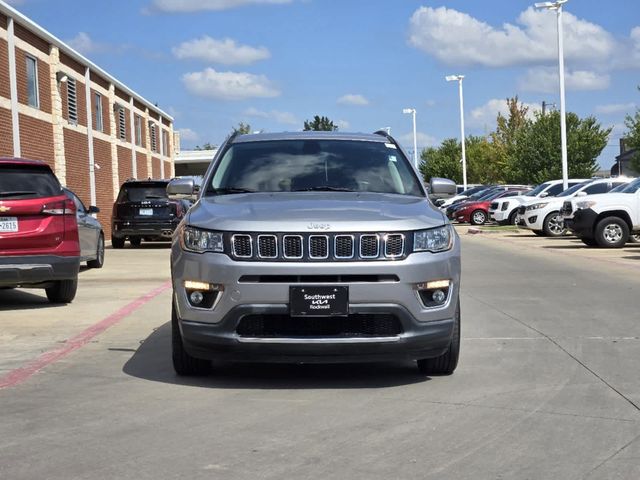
[87,233,105,269]
[172,301,211,376]
[628,234,640,244]
[470,209,487,225]
[508,210,519,225]
[45,277,78,304]
[417,300,460,376]
[543,212,566,237]
[595,216,629,248]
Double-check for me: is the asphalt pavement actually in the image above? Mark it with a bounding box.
[1,235,639,480]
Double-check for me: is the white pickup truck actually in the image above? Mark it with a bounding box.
[561,177,640,247]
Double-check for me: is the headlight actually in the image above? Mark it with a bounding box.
[501,201,509,211]
[576,200,597,210]
[414,225,453,253]
[181,226,224,253]
[526,202,548,211]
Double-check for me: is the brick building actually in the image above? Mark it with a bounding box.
[0,1,175,239]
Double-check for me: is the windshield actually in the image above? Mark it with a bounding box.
[617,178,640,193]
[525,182,551,197]
[118,184,168,202]
[477,189,505,201]
[460,185,487,196]
[207,139,423,196]
[556,182,590,197]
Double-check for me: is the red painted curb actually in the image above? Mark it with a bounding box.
[0,280,172,389]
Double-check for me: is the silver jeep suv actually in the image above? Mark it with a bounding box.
[168,131,461,376]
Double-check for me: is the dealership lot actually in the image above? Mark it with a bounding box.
[1,232,639,479]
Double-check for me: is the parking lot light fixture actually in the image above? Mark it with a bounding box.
[446,74,467,191]
[535,0,569,191]
[402,108,418,169]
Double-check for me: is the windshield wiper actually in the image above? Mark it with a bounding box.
[212,187,256,195]
[292,186,356,192]
[0,190,38,197]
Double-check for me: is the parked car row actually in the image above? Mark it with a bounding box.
[446,176,640,249]
[0,157,187,304]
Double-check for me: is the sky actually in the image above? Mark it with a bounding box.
[5,0,640,169]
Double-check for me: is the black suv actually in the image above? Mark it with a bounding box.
[111,179,189,248]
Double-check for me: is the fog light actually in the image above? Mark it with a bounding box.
[432,289,446,303]
[184,280,212,291]
[189,291,204,305]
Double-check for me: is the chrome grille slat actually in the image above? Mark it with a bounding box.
[384,234,404,258]
[257,235,278,258]
[359,234,379,259]
[283,235,303,259]
[309,235,329,259]
[232,234,252,258]
[334,235,355,259]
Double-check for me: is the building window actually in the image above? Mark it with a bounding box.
[26,56,39,108]
[117,105,126,140]
[94,93,103,132]
[67,77,78,124]
[149,122,157,152]
[162,130,169,156]
[135,115,142,147]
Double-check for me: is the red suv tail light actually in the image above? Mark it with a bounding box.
[42,198,76,215]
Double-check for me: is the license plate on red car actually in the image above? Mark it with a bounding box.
[0,217,18,233]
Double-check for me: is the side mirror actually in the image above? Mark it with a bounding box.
[167,178,196,201]
[88,205,100,214]
[539,192,548,198]
[576,191,587,197]
[429,177,457,196]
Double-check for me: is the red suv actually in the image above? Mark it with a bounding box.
[0,158,80,303]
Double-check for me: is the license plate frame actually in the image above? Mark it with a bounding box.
[290,286,349,317]
[0,216,18,233]
[139,208,153,216]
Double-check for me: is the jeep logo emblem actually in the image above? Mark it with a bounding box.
[307,222,330,231]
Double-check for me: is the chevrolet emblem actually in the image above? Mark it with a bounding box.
[0,205,10,213]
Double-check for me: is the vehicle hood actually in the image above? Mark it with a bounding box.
[187,192,446,232]
[498,194,536,205]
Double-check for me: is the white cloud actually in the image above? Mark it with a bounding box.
[172,36,269,65]
[469,98,541,128]
[147,0,292,13]
[518,67,610,93]
[408,6,615,68]
[243,107,298,125]
[337,94,369,106]
[336,119,350,130]
[595,103,636,115]
[177,128,199,141]
[182,68,280,100]
[399,132,438,151]
[66,32,111,55]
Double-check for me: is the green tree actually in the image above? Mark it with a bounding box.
[303,115,338,131]
[233,122,252,135]
[466,135,503,184]
[512,111,610,184]
[490,96,532,182]
[194,142,217,151]
[419,138,462,184]
[624,108,640,174]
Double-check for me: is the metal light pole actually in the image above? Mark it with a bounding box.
[535,0,569,190]
[446,75,467,190]
[402,108,418,168]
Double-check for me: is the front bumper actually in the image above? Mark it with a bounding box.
[0,255,80,287]
[568,208,598,237]
[523,211,543,230]
[172,240,461,362]
[490,209,509,223]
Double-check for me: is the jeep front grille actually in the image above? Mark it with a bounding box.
[229,232,408,262]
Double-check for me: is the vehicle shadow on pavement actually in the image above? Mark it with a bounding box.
[0,288,65,311]
[106,243,171,250]
[122,322,430,389]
